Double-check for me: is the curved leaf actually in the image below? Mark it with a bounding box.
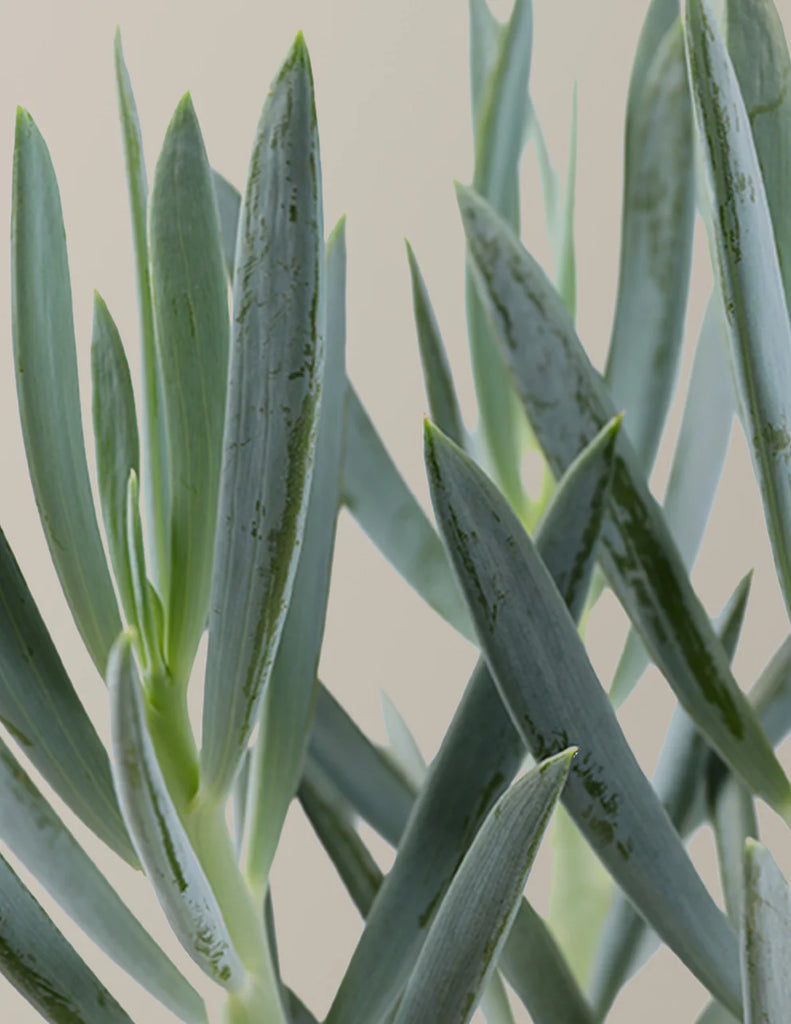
[0,737,206,1024]
[425,422,742,1015]
[392,751,573,1024]
[149,93,229,684]
[211,169,242,281]
[11,108,120,673]
[201,34,324,798]
[91,293,140,628]
[326,418,618,1024]
[0,527,135,864]
[686,0,791,614]
[108,634,243,988]
[341,382,475,642]
[457,182,791,819]
[243,216,344,890]
[742,839,791,1023]
[0,852,134,1024]
[114,31,168,590]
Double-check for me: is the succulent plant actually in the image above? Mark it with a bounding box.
[3,0,791,1022]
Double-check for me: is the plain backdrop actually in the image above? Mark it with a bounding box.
[2,1,791,1021]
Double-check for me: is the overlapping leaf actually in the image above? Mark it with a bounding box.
[741,840,791,1023]
[149,93,229,684]
[11,109,120,673]
[686,0,791,615]
[201,34,324,798]
[425,423,742,1014]
[457,182,791,819]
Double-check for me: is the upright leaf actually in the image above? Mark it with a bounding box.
[11,108,121,673]
[201,34,324,799]
[326,419,619,1024]
[0,528,135,864]
[108,634,243,988]
[605,18,695,472]
[0,853,134,1024]
[726,0,791,310]
[406,241,466,447]
[457,182,791,819]
[467,0,532,512]
[742,840,791,1023]
[710,759,759,924]
[243,217,345,891]
[425,423,742,1015]
[149,93,229,684]
[341,382,475,641]
[686,0,791,614]
[391,750,574,1024]
[91,293,140,628]
[212,169,242,280]
[0,737,206,1024]
[114,30,168,590]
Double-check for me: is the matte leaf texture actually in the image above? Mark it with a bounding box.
[610,293,735,706]
[326,419,618,1024]
[114,30,168,591]
[201,34,324,799]
[0,527,135,864]
[686,0,791,616]
[605,15,695,473]
[467,0,532,513]
[0,852,134,1024]
[391,749,574,1024]
[591,572,752,1017]
[406,241,466,447]
[242,216,345,892]
[457,181,791,819]
[149,92,229,685]
[710,759,759,925]
[742,839,791,1023]
[425,422,742,1015]
[726,0,791,310]
[380,690,427,792]
[0,737,206,1024]
[307,682,415,848]
[212,169,242,281]
[91,292,140,628]
[341,382,476,642]
[11,108,121,674]
[108,634,244,989]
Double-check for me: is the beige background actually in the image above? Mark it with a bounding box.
[2,0,791,1020]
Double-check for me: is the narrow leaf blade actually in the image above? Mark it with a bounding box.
[201,34,324,797]
[11,108,121,673]
[742,840,791,1023]
[392,750,574,1024]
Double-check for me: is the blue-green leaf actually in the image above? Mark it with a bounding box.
[201,34,324,799]
[0,852,134,1024]
[326,418,617,1024]
[605,18,695,472]
[392,750,574,1024]
[114,30,168,592]
[610,293,735,706]
[590,571,751,1016]
[243,216,344,892]
[710,760,759,924]
[11,108,121,674]
[726,0,791,311]
[686,0,791,615]
[0,528,135,864]
[425,422,742,1015]
[467,0,532,512]
[341,382,475,642]
[108,634,243,988]
[406,241,466,447]
[742,839,791,1023]
[0,737,206,1024]
[457,181,791,819]
[149,93,229,685]
[90,293,139,630]
[211,169,242,281]
[380,690,427,791]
